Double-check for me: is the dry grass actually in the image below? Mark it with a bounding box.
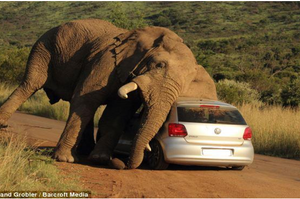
[0,131,83,191]
[238,103,300,159]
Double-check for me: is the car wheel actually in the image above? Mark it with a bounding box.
[230,166,245,171]
[147,139,169,170]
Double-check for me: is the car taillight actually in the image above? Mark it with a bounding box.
[243,127,252,140]
[168,123,188,137]
[200,105,220,109]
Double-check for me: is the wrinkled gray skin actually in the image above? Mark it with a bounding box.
[0,19,217,169]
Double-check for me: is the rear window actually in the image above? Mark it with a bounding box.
[177,106,246,125]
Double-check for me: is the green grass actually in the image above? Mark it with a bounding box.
[0,131,84,191]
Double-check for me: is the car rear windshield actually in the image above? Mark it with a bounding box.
[177,106,246,125]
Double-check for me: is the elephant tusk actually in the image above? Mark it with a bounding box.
[145,143,151,152]
[118,82,138,99]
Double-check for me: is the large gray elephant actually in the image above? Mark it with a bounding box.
[0,19,217,169]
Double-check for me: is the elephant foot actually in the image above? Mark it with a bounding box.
[53,147,78,163]
[88,150,111,165]
[0,119,8,129]
[108,158,126,170]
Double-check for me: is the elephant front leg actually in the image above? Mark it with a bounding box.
[89,94,141,164]
[76,119,95,156]
[54,102,96,163]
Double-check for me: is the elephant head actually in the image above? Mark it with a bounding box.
[113,27,217,169]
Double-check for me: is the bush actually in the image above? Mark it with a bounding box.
[152,8,187,27]
[217,79,260,104]
[154,16,172,27]
[281,78,300,107]
[108,2,147,29]
[0,47,30,84]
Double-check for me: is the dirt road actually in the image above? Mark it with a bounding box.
[5,112,300,198]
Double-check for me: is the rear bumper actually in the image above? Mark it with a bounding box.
[160,137,254,167]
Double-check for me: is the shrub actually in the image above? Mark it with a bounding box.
[217,79,260,104]
[0,47,30,84]
[281,78,300,107]
[154,16,172,27]
[108,2,147,29]
[152,8,187,27]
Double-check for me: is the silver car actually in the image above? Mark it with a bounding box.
[115,98,254,170]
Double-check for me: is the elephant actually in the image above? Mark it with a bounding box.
[0,19,217,169]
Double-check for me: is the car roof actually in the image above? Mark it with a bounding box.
[175,97,236,108]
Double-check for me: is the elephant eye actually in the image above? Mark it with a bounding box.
[156,62,166,68]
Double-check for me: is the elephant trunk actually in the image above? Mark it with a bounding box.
[127,79,180,169]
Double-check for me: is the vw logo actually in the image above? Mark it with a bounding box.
[214,128,222,135]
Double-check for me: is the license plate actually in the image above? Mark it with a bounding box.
[202,149,233,156]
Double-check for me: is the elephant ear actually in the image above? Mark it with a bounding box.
[160,32,183,51]
[114,28,184,83]
[114,31,139,83]
[181,65,218,100]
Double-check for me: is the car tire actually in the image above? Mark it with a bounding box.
[147,139,169,170]
[231,166,245,171]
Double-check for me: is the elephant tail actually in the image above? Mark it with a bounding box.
[0,38,51,127]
